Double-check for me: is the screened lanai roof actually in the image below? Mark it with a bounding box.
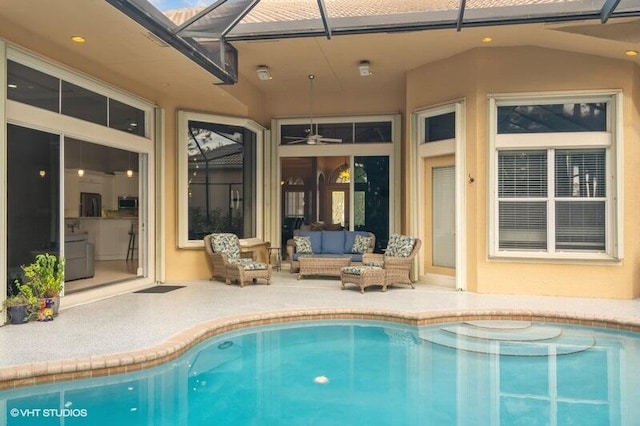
[106,0,640,84]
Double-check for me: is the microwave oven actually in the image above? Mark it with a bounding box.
[118,196,138,210]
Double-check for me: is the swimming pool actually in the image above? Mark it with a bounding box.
[1,319,639,425]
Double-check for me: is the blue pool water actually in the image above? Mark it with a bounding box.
[1,320,639,425]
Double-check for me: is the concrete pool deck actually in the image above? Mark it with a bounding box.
[1,271,639,389]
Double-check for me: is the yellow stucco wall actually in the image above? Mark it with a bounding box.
[157,75,266,282]
[5,19,639,298]
[408,46,640,299]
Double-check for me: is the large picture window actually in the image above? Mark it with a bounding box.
[177,112,264,247]
[490,95,619,259]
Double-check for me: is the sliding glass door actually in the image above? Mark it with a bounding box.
[7,124,61,282]
[354,156,389,251]
[280,155,390,252]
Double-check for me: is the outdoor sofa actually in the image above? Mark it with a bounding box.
[287,230,376,277]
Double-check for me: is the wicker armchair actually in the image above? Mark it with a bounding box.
[362,235,421,289]
[204,233,271,287]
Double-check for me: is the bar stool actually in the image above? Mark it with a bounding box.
[126,222,137,261]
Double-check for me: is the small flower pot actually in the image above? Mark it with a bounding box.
[7,304,30,324]
[37,298,56,322]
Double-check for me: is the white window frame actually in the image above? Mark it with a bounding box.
[488,91,623,261]
[177,111,265,249]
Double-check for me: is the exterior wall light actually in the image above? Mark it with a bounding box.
[358,60,372,77]
[256,65,272,80]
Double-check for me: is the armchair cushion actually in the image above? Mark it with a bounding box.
[386,234,415,257]
[294,236,313,254]
[211,233,240,259]
[351,235,371,254]
[229,258,258,267]
[233,260,269,271]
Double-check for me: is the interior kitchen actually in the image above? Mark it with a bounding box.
[63,138,140,293]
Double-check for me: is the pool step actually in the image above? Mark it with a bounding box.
[419,321,595,356]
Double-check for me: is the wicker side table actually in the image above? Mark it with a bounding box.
[340,266,386,294]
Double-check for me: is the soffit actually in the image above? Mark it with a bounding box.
[0,0,639,105]
[0,0,235,102]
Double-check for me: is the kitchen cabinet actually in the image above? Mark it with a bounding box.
[97,219,135,260]
[64,170,80,217]
[101,175,115,210]
[64,169,117,213]
[76,218,137,260]
[114,171,138,197]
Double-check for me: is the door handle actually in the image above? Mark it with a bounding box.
[230,190,240,209]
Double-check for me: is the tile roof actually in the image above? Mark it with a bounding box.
[189,143,244,167]
[163,0,569,26]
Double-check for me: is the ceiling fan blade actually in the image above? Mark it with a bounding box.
[318,137,342,143]
[283,137,307,144]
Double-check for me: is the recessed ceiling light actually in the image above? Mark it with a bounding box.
[625,50,638,57]
[71,36,86,43]
[481,37,493,43]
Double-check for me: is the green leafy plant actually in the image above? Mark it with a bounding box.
[2,281,38,321]
[21,254,65,298]
[189,207,243,239]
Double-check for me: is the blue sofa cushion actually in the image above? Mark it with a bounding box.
[344,231,371,253]
[322,230,346,254]
[292,253,351,261]
[297,231,322,254]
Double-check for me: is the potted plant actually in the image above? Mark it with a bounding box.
[2,283,38,324]
[21,254,65,317]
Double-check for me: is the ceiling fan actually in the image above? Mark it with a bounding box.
[285,75,342,145]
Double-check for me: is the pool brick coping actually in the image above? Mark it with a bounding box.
[1,308,639,390]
